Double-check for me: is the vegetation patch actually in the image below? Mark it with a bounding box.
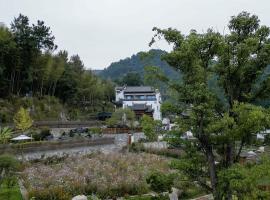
[22,152,171,199]
[0,179,23,200]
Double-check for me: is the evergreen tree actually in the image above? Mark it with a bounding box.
[13,107,33,132]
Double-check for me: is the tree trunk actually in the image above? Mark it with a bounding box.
[206,146,219,200]
[235,139,245,162]
[226,144,233,167]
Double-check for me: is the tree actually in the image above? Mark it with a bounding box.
[106,108,135,128]
[150,11,270,199]
[0,127,13,144]
[10,14,56,96]
[140,115,161,141]
[13,107,33,132]
[0,14,115,123]
[0,27,20,97]
[116,72,143,86]
[69,54,84,74]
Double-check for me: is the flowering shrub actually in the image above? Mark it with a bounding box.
[22,152,170,199]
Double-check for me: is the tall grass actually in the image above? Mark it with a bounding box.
[22,152,170,199]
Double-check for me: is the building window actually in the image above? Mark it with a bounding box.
[136,95,145,100]
[126,95,132,100]
[141,95,146,100]
[147,95,156,100]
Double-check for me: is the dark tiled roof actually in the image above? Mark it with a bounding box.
[124,86,154,93]
[115,87,124,91]
[128,104,153,112]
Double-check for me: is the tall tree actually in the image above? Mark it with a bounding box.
[150,11,270,199]
[10,14,56,95]
[0,27,19,96]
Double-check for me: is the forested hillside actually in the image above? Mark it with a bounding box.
[99,49,179,81]
[0,14,115,122]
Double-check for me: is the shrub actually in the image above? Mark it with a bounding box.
[89,127,102,135]
[40,127,51,140]
[0,127,13,144]
[30,127,51,141]
[0,154,20,189]
[129,142,183,158]
[0,154,20,174]
[129,142,144,153]
[146,171,174,193]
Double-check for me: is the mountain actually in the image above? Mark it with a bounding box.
[91,69,103,75]
[99,49,178,80]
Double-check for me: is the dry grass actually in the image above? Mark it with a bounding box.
[22,152,171,199]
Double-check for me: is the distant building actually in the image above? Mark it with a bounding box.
[115,86,162,120]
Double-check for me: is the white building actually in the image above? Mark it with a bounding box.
[115,86,162,120]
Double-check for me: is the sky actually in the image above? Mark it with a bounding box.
[0,0,270,69]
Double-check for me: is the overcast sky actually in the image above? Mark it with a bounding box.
[1,0,270,69]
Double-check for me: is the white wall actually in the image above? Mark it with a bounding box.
[115,88,162,121]
[115,89,124,102]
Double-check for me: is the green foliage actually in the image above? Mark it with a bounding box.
[115,72,143,86]
[265,133,270,145]
[140,115,161,141]
[0,96,64,123]
[89,127,102,135]
[170,150,208,190]
[13,107,33,132]
[0,14,115,120]
[0,154,20,175]
[150,11,270,199]
[31,127,51,141]
[129,142,183,158]
[100,49,179,81]
[0,127,13,144]
[0,179,23,200]
[146,171,174,193]
[106,108,136,128]
[0,154,20,194]
[218,157,270,199]
[209,102,268,145]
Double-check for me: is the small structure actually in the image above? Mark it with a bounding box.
[240,151,258,164]
[72,195,87,200]
[115,86,162,120]
[11,135,33,141]
[162,118,170,130]
[257,129,270,140]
